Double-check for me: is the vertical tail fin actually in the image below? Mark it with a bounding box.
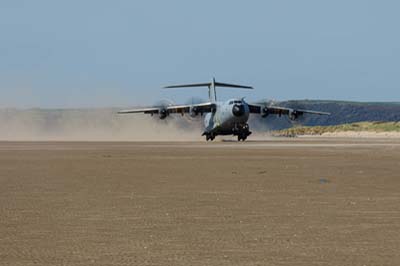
[210,77,216,102]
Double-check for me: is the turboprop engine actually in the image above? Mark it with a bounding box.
[288,109,301,121]
[261,107,270,118]
[189,106,199,118]
[159,108,168,119]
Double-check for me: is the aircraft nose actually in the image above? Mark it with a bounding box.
[232,104,245,116]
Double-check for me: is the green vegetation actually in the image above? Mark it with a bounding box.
[284,99,400,106]
[273,121,400,137]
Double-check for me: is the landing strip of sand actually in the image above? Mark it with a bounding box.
[1,139,399,265]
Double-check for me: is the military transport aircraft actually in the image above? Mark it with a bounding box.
[118,78,330,141]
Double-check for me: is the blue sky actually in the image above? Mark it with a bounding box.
[0,0,399,107]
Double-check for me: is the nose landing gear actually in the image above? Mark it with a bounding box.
[238,132,251,141]
[203,132,215,141]
[234,123,252,141]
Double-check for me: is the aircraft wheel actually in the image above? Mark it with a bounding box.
[238,133,247,141]
[209,133,215,141]
[206,134,215,141]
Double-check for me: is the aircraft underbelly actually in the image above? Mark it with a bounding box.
[214,115,249,134]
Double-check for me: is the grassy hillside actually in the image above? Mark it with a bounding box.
[250,100,400,131]
[273,121,400,137]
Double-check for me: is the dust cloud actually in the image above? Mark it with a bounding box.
[0,108,279,141]
[0,108,204,141]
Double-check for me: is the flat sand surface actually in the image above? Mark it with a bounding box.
[1,139,400,266]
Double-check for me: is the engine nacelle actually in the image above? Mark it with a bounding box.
[159,108,168,119]
[288,110,301,121]
[261,107,269,118]
[189,106,198,118]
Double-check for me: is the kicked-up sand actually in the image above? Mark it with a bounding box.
[0,139,400,266]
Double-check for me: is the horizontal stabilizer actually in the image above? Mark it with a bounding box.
[214,82,253,89]
[164,83,211,89]
[164,80,253,89]
[163,78,253,102]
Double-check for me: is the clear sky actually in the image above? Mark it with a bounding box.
[0,0,399,108]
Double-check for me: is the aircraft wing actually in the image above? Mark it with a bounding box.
[118,102,216,115]
[248,103,330,117]
[118,107,162,114]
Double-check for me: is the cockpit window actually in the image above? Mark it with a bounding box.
[229,101,234,104]
[234,100,241,104]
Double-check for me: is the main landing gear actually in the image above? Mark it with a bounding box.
[204,133,215,141]
[203,124,252,142]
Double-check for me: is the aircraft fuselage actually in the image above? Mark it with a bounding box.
[202,98,251,141]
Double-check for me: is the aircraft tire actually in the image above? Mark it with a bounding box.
[238,133,247,142]
[206,133,215,141]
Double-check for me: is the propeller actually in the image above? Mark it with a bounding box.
[153,98,205,125]
[153,98,176,121]
[184,97,207,122]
